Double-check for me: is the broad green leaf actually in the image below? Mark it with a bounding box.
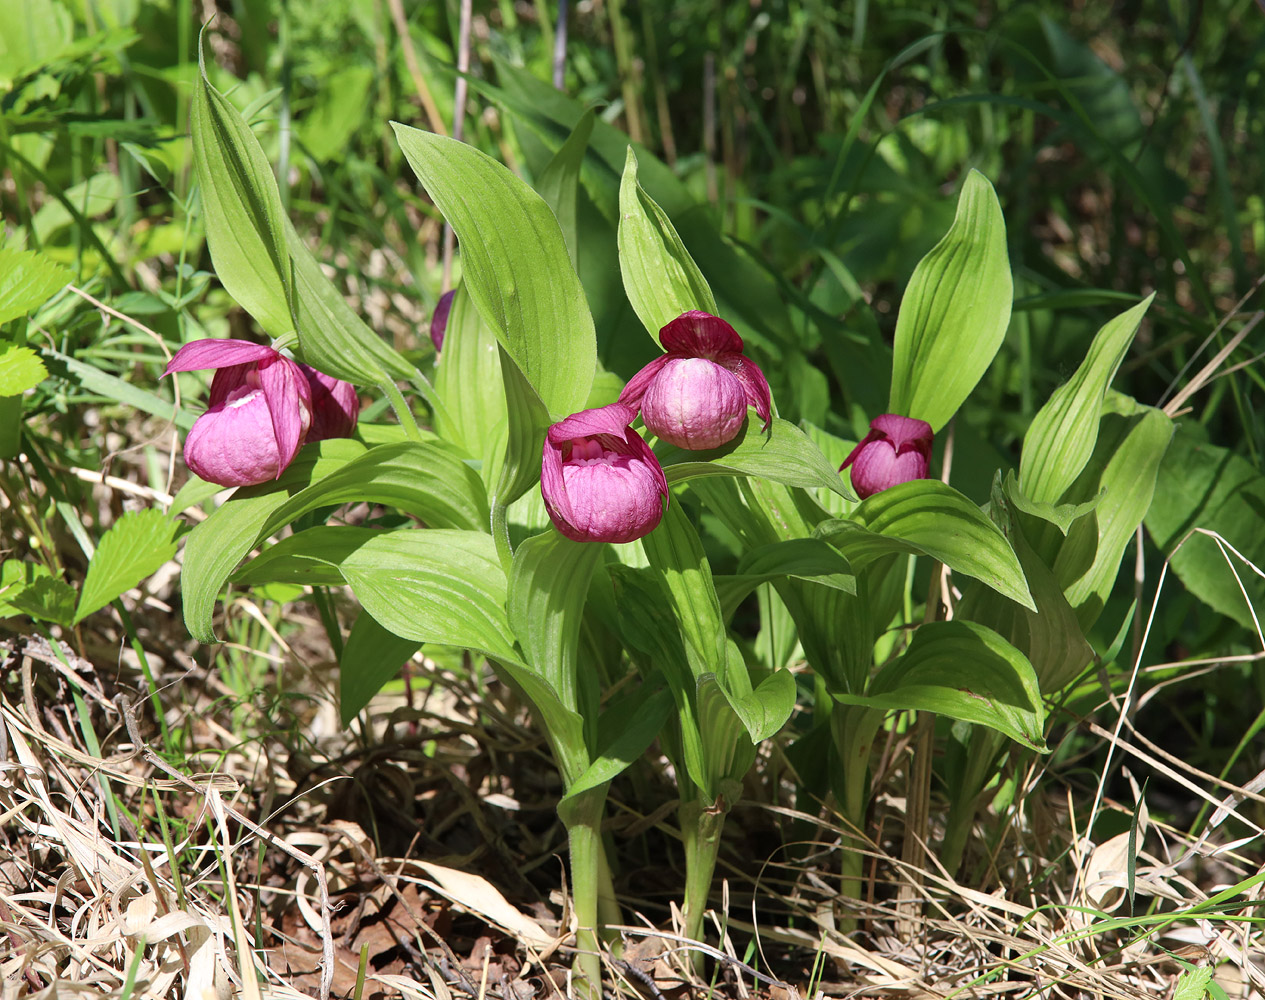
[340,528,517,660]
[74,509,181,623]
[193,52,415,386]
[392,123,596,419]
[339,609,422,725]
[1172,966,1213,1000]
[696,671,758,793]
[559,684,674,804]
[0,247,70,326]
[232,526,368,587]
[0,560,52,616]
[832,620,1047,751]
[433,286,506,480]
[1144,425,1264,631]
[657,417,852,500]
[180,438,367,641]
[817,479,1035,610]
[1020,295,1154,504]
[1053,395,1172,629]
[9,576,76,627]
[641,501,728,677]
[0,0,72,84]
[507,530,605,710]
[888,170,1013,431]
[617,147,717,343]
[958,477,1095,694]
[297,65,374,164]
[536,109,595,267]
[715,538,856,620]
[718,659,797,744]
[0,343,47,396]
[1003,470,1103,536]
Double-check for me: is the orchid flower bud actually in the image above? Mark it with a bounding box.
[840,414,934,499]
[541,403,669,543]
[430,289,455,351]
[164,339,313,488]
[298,363,359,441]
[618,310,772,450]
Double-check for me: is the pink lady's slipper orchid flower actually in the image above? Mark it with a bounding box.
[618,310,772,450]
[163,340,321,488]
[298,363,359,441]
[840,414,934,499]
[430,289,455,351]
[541,403,669,543]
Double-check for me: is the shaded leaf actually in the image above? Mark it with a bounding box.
[339,610,422,725]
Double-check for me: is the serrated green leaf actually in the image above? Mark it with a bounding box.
[833,620,1046,751]
[817,479,1035,610]
[75,509,181,623]
[657,417,852,499]
[339,528,517,660]
[888,170,1013,432]
[0,247,70,326]
[507,530,605,710]
[536,109,595,267]
[0,343,47,396]
[0,560,52,617]
[391,123,596,419]
[1172,966,1213,1000]
[9,576,76,627]
[617,147,717,343]
[1144,425,1263,631]
[339,609,422,725]
[1020,295,1154,504]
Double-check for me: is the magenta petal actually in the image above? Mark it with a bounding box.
[206,363,256,407]
[299,363,359,440]
[184,388,287,487]
[640,357,747,449]
[164,339,278,376]
[659,310,745,357]
[547,403,641,444]
[843,413,933,498]
[840,429,883,471]
[540,433,577,530]
[616,355,671,410]
[716,353,772,431]
[870,413,933,449]
[257,358,312,474]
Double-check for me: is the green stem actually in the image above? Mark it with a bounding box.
[831,705,881,934]
[679,797,727,975]
[565,803,605,997]
[941,727,1004,877]
[380,380,423,442]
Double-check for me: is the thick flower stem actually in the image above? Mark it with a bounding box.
[679,798,727,976]
[564,800,606,998]
[940,727,1005,877]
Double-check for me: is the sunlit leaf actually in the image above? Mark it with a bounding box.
[75,509,182,623]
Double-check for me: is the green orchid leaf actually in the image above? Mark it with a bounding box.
[1052,394,1172,630]
[232,526,370,587]
[1003,470,1104,535]
[696,670,758,792]
[339,528,517,660]
[559,683,674,805]
[507,529,605,710]
[493,347,552,510]
[958,477,1095,694]
[1020,295,1154,504]
[889,170,1013,431]
[536,109,595,267]
[817,479,1035,610]
[180,438,367,642]
[433,286,507,488]
[618,146,718,344]
[657,417,852,500]
[641,501,728,677]
[392,123,596,419]
[192,47,415,386]
[338,609,423,725]
[74,509,182,624]
[832,620,1047,751]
